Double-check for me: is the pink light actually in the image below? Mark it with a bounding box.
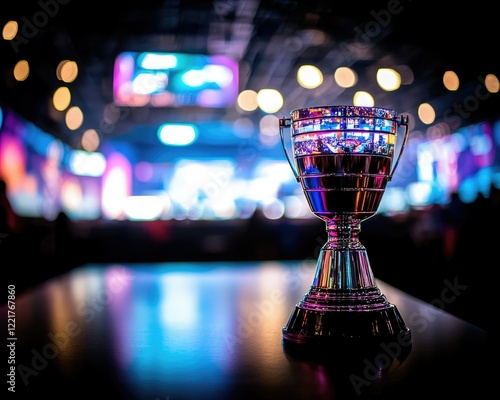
[0,133,26,191]
[101,152,132,220]
[113,53,135,105]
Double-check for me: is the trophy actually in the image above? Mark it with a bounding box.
[279,105,411,349]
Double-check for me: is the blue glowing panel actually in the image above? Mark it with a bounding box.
[113,52,239,108]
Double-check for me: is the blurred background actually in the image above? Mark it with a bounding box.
[0,0,498,332]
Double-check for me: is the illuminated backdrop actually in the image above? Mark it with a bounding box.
[0,105,499,222]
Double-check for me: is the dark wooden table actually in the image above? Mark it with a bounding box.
[1,261,495,399]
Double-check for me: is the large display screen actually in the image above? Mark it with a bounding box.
[113,52,239,108]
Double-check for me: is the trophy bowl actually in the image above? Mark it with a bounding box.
[279,105,411,350]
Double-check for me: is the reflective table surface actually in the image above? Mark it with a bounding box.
[1,261,494,399]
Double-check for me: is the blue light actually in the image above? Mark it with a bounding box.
[158,123,199,146]
[458,177,479,203]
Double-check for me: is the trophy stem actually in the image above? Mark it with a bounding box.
[282,216,411,348]
[314,217,376,290]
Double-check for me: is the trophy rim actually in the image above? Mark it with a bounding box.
[288,105,398,120]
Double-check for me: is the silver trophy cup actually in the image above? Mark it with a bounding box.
[279,105,411,348]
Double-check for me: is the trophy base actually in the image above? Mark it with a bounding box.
[281,214,412,354]
[282,306,412,370]
[282,290,411,353]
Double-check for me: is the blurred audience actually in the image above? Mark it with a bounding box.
[0,178,20,236]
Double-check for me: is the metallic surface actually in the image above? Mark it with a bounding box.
[296,154,391,220]
[279,105,411,346]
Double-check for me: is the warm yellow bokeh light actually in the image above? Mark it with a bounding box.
[256,89,284,113]
[418,103,436,125]
[2,21,18,40]
[237,89,259,111]
[81,129,100,152]
[53,87,71,111]
[376,68,401,91]
[485,74,499,93]
[443,71,459,91]
[353,91,374,107]
[57,60,78,83]
[334,67,357,88]
[297,65,323,89]
[65,106,84,130]
[13,60,29,81]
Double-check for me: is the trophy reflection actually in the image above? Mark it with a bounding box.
[279,106,411,347]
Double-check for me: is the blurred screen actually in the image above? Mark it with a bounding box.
[113,52,239,108]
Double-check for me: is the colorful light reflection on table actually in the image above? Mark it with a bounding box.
[37,262,310,398]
